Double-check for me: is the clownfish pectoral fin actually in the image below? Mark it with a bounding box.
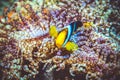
[49,25,58,38]
[65,41,78,51]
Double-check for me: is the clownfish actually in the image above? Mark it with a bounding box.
[49,21,83,51]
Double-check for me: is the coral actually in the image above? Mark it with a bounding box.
[0,0,120,80]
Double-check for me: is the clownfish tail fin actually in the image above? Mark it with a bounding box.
[65,41,78,51]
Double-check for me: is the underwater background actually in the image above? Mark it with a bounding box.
[0,0,120,80]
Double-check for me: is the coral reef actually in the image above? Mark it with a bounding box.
[0,0,120,80]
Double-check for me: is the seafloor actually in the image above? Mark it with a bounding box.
[0,0,120,80]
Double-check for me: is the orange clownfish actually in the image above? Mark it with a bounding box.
[49,21,83,51]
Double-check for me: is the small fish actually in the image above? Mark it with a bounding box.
[43,8,49,14]
[49,21,83,51]
[7,10,15,22]
[7,11,15,18]
[83,22,93,29]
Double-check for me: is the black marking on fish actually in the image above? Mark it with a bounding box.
[62,21,83,46]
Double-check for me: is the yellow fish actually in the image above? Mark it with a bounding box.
[83,22,93,29]
[49,21,82,51]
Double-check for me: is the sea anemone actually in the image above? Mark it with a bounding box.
[0,0,120,80]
